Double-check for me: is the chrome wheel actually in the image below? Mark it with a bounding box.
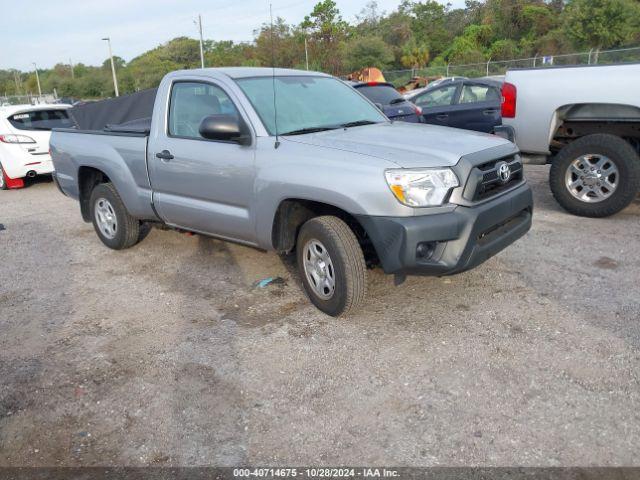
[565,154,619,203]
[94,198,118,239]
[302,239,336,300]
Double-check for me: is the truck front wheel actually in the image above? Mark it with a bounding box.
[296,216,367,317]
[549,134,640,217]
[89,182,145,250]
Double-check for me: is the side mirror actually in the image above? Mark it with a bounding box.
[199,114,250,145]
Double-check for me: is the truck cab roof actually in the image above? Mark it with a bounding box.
[166,67,331,80]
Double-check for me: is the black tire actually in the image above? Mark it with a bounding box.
[549,134,640,218]
[296,216,367,317]
[0,162,8,190]
[89,182,143,250]
[138,222,152,243]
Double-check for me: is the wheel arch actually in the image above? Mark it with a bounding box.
[270,198,379,266]
[78,166,111,222]
[550,103,640,155]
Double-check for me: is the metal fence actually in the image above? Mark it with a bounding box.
[0,93,59,107]
[383,45,640,86]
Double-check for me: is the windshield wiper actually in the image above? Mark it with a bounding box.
[389,98,406,105]
[280,126,339,136]
[340,120,379,128]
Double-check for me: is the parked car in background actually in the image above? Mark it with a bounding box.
[347,81,422,123]
[0,104,73,189]
[501,63,640,217]
[50,67,532,317]
[405,78,503,133]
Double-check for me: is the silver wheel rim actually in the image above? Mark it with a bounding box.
[302,239,336,300]
[0,165,5,188]
[565,154,619,203]
[94,198,118,239]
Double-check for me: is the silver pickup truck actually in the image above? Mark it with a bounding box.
[51,68,533,316]
[500,63,640,218]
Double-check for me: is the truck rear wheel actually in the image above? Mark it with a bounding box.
[296,216,367,317]
[89,182,144,250]
[550,134,640,217]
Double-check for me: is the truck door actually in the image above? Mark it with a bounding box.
[147,80,256,243]
[445,82,502,133]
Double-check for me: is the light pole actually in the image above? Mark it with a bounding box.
[102,37,120,97]
[32,62,42,98]
[195,14,205,68]
[304,37,309,70]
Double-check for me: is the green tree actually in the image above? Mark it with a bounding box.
[400,38,430,68]
[522,4,556,38]
[102,56,126,70]
[205,41,257,67]
[301,0,349,73]
[564,0,640,49]
[354,0,383,36]
[158,37,201,68]
[446,24,493,64]
[489,39,520,60]
[345,36,395,70]
[254,17,303,68]
[409,0,451,58]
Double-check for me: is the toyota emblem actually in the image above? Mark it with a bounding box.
[497,162,511,183]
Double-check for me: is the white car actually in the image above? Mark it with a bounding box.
[0,104,73,189]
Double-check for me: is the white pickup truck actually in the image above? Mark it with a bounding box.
[500,63,640,217]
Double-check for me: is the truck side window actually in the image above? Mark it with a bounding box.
[169,82,239,139]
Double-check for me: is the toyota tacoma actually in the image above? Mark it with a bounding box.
[51,68,533,316]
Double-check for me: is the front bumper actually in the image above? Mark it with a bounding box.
[357,183,533,276]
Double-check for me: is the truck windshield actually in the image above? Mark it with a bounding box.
[235,76,387,136]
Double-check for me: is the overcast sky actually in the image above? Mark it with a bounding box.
[1,0,465,71]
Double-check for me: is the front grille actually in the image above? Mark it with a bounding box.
[472,157,523,201]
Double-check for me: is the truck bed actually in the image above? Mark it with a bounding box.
[50,129,157,221]
[504,63,640,155]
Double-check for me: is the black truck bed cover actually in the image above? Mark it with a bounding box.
[68,88,157,134]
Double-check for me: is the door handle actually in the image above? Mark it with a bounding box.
[156,150,174,161]
[436,114,449,120]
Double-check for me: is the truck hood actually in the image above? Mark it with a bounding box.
[282,122,513,168]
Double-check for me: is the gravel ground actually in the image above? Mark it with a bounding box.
[0,165,639,467]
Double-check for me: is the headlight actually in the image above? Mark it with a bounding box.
[385,168,459,207]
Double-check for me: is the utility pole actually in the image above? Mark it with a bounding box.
[304,37,309,70]
[70,58,75,79]
[102,37,120,97]
[196,14,205,68]
[13,71,21,95]
[32,62,42,97]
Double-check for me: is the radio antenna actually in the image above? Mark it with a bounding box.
[269,3,280,148]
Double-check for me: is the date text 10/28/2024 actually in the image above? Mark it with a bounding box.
[233,468,400,478]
